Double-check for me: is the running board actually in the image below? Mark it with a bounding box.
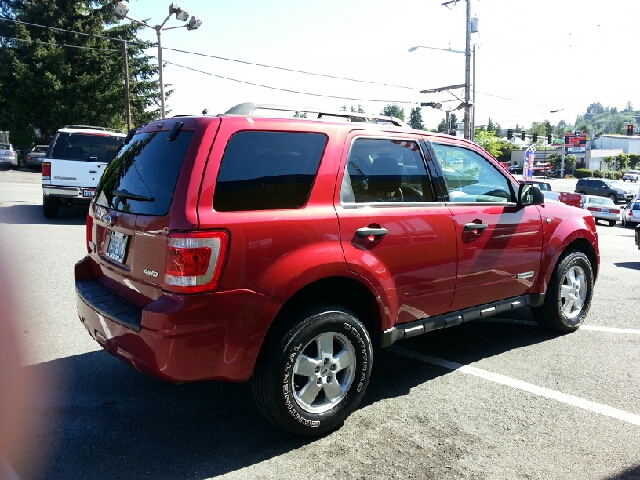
[381,294,544,348]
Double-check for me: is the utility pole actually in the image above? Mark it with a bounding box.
[442,0,472,140]
[463,0,471,140]
[122,41,131,131]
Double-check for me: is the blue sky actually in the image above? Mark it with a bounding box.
[122,0,640,130]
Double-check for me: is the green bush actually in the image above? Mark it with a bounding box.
[574,169,592,178]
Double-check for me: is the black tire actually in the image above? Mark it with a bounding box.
[532,251,593,333]
[608,194,616,202]
[250,306,373,436]
[608,220,616,227]
[43,194,59,218]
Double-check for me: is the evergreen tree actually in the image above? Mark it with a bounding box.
[408,107,424,130]
[381,104,405,121]
[0,0,160,145]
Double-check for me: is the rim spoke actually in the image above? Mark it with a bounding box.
[298,379,322,406]
[562,296,576,315]
[333,347,355,373]
[295,354,321,377]
[323,380,344,403]
[561,285,572,299]
[316,332,335,357]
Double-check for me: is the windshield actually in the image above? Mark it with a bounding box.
[95,129,193,216]
[0,143,11,150]
[48,132,124,162]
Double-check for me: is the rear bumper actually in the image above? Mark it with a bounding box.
[43,185,92,199]
[74,256,283,383]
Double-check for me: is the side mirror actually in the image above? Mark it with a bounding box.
[518,183,544,206]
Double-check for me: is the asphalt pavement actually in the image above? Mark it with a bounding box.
[1,167,638,480]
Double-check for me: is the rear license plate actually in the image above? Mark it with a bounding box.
[601,209,609,213]
[83,189,95,198]
[106,231,129,263]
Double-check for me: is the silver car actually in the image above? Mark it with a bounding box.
[26,145,49,168]
[581,195,620,226]
[0,143,18,167]
[621,199,640,227]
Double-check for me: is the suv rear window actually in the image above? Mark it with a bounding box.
[213,131,327,212]
[48,132,124,162]
[95,130,194,215]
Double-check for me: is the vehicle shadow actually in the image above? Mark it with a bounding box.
[0,203,87,225]
[613,261,640,271]
[21,310,557,480]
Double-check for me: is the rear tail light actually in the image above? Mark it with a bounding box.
[85,213,94,253]
[42,162,51,180]
[587,206,600,212]
[164,231,229,293]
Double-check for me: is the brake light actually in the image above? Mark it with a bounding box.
[85,213,94,253]
[164,231,229,293]
[42,162,51,180]
[587,206,600,212]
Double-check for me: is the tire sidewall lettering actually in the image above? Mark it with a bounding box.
[278,313,372,430]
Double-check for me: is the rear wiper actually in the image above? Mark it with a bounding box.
[112,189,155,202]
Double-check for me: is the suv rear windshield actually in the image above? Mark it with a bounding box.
[95,129,194,216]
[213,131,327,211]
[48,132,124,162]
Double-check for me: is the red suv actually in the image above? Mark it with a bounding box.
[76,104,600,435]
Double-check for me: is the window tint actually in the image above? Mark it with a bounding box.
[341,138,434,203]
[48,132,124,162]
[431,143,513,202]
[213,131,327,212]
[95,130,193,215]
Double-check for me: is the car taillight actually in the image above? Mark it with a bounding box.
[587,206,600,212]
[42,162,51,180]
[85,213,94,253]
[164,231,229,294]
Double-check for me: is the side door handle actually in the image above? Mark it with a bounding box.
[464,222,488,232]
[356,227,388,238]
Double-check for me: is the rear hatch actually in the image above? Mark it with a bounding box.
[88,119,217,306]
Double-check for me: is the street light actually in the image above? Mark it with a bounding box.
[114,1,203,119]
[409,45,474,140]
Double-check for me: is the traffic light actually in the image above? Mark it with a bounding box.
[507,129,513,140]
[627,124,634,136]
[547,134,552,144]
[521,130,526,141]
[533,133,538,142]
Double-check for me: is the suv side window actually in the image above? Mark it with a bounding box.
[431,143,513,202]
[341,138,434,203]
[214,131,327,212]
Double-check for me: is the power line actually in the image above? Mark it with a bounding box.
[0,16,145,46]
[0,35,119,52]
[163,60,420,105]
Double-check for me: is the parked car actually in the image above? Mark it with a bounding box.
[0,143,18,168]
[575,177,635,203]
[508,165,523,175]
[581,195,620,226]
[75,103,600,436]
[623,170,639,182]
[25,145,49,168]
[526,180,582,208]
[620,199,640,227]
[42,125,125,217]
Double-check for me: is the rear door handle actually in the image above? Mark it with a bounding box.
[464,222,488,232]
[356,227,388,238]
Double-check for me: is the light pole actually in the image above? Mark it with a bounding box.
[114,2,203,119]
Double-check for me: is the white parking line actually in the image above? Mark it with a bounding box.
[388,346,640,427]
[580,325,640,335]
[480,318,640,335]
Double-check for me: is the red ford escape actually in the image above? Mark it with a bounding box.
[76,103,600,435]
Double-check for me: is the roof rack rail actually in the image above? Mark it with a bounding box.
[222,102,409,128]
[62,125,125,134]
